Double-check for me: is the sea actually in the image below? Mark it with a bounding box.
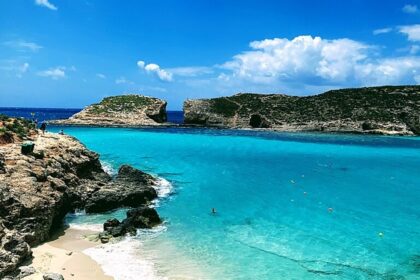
[1,108,419,280]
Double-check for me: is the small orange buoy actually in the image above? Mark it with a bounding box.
[328,207,334,213]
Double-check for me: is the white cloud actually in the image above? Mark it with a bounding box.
[222,36,370,84]
[96,73,106,79]
[373,27,393,35]
[167,66,213,77]
[115,76,133,84]
[399,25,420,42]
[35,0,57,10]
[137,60,173,82]
[137,60,145,69]
[38,66,66,79]
[402,4,418,14]
[3,40,43,52]
[219,35,420,88]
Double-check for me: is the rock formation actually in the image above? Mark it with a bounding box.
[0,117,162,277]
[100,207,161,242]
[184,86,420,135]
[50,94,167,126]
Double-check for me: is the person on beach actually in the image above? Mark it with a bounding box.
[40,122,47,134]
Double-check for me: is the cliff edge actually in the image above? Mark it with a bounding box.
[183,86,420,135]
[0,116,162,277]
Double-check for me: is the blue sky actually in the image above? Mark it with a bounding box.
[0,0,419,109]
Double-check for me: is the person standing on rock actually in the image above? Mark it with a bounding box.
[40,122,47,134]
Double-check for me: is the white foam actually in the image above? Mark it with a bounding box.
[84,237,167,280]
[68,223,103,232]
[154,177,173,198]
[70,209,86,216]
[101,160,117,176]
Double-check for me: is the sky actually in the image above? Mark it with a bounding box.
[0,0,420,109]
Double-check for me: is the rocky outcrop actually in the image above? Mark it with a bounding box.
[50,94,167,126]
[0,125,161,277]
[84,165,158,213]
[100,207,161,241]
[184,86,420,135]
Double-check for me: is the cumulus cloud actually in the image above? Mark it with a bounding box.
[35,0,57,10]
[373,27,393,35]
[3,40,43,52]
[399,25,420,42]
[38,66,65,79]
[137,60,173,81]
[222,36,370,84]
[402,4,418,14]
[220,35,420,88]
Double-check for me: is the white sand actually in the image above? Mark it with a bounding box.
[22,228,113,280]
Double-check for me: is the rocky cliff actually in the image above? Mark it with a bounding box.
[51,94,167,126]
[0,117,162,277]
[184,86,420,135]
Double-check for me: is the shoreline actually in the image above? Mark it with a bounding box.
[22,228,113,280]
[46,121,418,137]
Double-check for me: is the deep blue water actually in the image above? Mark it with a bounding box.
[0,108,184,124]
[4,109,420,279]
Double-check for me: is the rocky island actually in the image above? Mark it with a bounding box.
[50,94,167,127]
[184,86,420,135]
[0,115,162,279]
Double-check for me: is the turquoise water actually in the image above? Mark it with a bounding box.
[56,127,420,280]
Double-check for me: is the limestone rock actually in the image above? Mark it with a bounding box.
[101,207,161,238]
[84,165,158,213]
[50,94,167,127]
[184,85,420,135]
[0,128,162,277]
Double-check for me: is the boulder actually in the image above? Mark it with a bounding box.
[18,265,36,278]
[84,165,158,213]
[101,207,161,238]
[43,272,64,280]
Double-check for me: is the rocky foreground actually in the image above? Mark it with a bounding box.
[0,118,162,278]
[50,94,167,126]
[184,86,420,135]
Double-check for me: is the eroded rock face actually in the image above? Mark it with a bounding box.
[0,131,161,277]
[50,94,167,126]
[84,165,158,213]
[184,86,420,135]
[100,207,161,240]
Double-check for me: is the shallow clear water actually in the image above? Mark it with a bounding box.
[53,127,420,280]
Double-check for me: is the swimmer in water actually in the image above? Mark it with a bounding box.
[211,208,217,214]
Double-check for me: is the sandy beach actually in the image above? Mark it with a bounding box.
[22,228,112,280]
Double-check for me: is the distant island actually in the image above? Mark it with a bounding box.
[50,94,167,126]
[49,86,419,135]
[184,86,420,135]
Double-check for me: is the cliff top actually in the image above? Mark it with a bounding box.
[183,85,420,135]
[86,94,164,115]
